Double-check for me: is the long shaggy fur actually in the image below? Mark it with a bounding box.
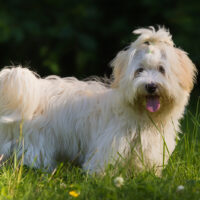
[0,27,197,174]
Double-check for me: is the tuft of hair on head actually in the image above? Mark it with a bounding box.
[132,26,174,47]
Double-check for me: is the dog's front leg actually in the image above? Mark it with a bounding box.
[82,150,112,174]
[81,136,123,174]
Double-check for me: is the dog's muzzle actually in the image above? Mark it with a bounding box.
[144,83,160,113]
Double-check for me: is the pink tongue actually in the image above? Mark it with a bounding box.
[146,96,160,112]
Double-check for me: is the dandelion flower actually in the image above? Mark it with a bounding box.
[69,190,80,198]
[176,185,184,192]
[114,176,124,187]
[60,183,67,189]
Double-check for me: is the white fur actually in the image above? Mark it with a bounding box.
[0,27,196,174]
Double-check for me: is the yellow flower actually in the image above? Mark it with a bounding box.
[69,190,80,198]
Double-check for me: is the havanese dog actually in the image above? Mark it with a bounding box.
[0,27,197,175]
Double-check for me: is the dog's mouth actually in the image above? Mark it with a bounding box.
[146,95,160,113]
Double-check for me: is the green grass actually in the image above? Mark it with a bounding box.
[0,98,200,200]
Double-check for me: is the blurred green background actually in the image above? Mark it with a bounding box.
[0,0,199,86]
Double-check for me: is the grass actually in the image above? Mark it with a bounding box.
[0,97,200,200]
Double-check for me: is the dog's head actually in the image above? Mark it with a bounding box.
[111,27,197,118]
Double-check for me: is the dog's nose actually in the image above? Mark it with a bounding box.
[145,83,157,94]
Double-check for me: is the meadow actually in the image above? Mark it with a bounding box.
[0,92,199,200]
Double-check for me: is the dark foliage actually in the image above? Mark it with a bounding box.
[0,0,199,81]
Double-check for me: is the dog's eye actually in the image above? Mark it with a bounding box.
[135,68,144,76]
[137,68,144,73]
[158,65,165,75]
[144,41,150,45]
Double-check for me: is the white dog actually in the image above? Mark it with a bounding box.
[0,27,197,174]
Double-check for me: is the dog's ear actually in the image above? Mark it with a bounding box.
[111,50,129,88]
[175,48,197,92]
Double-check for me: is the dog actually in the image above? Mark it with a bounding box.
[0,27,197,174]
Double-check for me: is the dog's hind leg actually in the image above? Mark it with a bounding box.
[0,66,41,123]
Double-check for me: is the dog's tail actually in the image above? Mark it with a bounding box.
[0,66,41,123]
